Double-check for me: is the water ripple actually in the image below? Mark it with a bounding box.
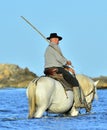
[0,89,107,130]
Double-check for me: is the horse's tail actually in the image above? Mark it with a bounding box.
[27,80,37,118]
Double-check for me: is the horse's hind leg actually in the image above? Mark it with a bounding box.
[34,106,47,118]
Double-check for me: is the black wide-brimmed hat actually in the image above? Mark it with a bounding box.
[47,33,62,41]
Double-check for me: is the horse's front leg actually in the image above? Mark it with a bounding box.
[69,104,79,117]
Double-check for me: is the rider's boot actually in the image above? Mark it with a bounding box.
[73,86,87,108]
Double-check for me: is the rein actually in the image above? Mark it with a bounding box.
[85,88,95,97]
[85,86,96,105]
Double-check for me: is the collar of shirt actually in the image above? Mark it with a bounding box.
[49,42,61,50]
[49,42,64,57]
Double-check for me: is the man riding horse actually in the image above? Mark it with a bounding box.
[21,17,97,118]
[44,33,87,109]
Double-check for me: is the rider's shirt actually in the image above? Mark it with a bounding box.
[44,42,67,68]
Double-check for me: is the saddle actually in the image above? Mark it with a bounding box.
[44,68,72,91]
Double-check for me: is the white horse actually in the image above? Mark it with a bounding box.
[26,74,98,118]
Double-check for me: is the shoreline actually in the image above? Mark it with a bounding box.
[0,64,107,89]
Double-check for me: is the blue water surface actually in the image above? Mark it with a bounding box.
[0,88,107,130]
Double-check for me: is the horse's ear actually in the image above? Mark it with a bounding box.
[94,80,99,100]
[94,80,99,86]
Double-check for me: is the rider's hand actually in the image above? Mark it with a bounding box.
[66,60,72,66]
[68,68,75,75]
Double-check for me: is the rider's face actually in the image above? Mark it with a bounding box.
[50,38,59,44]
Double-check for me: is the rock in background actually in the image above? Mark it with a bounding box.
[93,76,107,89]
[0,64,107,89]
[0,64,38,88]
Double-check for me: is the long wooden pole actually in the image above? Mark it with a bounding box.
[21,16,74,69]
[21,16,50,43]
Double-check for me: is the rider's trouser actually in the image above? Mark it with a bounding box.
[56,67,79,87]
[56,67,87,108]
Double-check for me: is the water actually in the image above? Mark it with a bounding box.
[0,88,107,130]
